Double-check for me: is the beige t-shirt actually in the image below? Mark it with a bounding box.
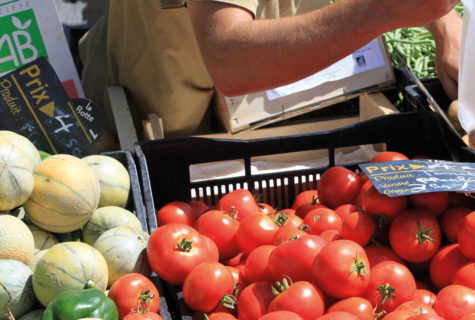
[79,0,329,146]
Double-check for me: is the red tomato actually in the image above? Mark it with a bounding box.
[434,285,475,320]
[302,207,342,235]
[406,314,444,320]
[270,211,303,228]
[194,209,240,260]
[146,223,217,285]
[156,201,195,227]
[389,209,441,263]
[383,310,414,320]
[268,280,326,320]
[182,261,235,313]
[361,186,408,222]
[312,239,370,299]
[243,245,275,283]
[334,203,360,220]
[326,297,374,320]
[341,211,376,246]
[258,311,304,320]
[268,234,327,283]
[363,260,417,314]
[108,273,160,320]
[318,166,361,209]
[272,224,307,246]
[370,151,409,162]
[226,265,247,299]
[206,312,237,320]
[188,199,210,218]
[429,243,469,289]
[319,229,343,242]
[408,192,449,216]
[460,314,475,320]
[237,282,275,320]
[216,189,260,222]
[364,244,404,268]
[291,190,319,210]
[457,211,475,259]
[452,261,475,290]
[441,207,472,243]
[394,300,436,315]
[413,289,437,308]
[316,311,359,320]
[123,313,163,320]
[295,198,327,219]
[236,212,279,254]
[258,202,275,215]
[356,180,373,207]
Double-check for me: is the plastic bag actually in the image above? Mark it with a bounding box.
[458,0,475,138]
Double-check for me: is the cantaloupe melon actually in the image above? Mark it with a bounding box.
[32,241,108,307]
[27,249,47,272]
[0,131,40,168]
[0,214,35,264]
[18,309,44,320]
[0,138,34,212]
[0,259,37,320]
[93,226,150,286]
[82,206,143,245]
[26,224,58,250]
[82,155,131,208]
[24,154,100,233]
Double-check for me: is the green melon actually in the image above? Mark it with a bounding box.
[17,309,44,320]
[32,242,108,307]
[0,138,34,212]
[24,154,100,233]
[93,226,150,287]
[82,155,131,208]
[82,206,143,245]
[26,224,58,250]
[0,259,36,320]
[0,131,41,168]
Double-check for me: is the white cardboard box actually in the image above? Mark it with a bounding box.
[0,0,84,98]
[216,37,396,133]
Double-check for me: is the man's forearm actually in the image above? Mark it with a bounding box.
[187,0,457,97]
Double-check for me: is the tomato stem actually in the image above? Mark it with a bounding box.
[377,283,396,309]
[177,238,193,252]
[272,212,288,227]
[220,294,238,310]
[415,220,435,243]
[349,254,368,276]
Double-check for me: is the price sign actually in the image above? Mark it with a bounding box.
[359,159,475,197]
[0,57,97,157]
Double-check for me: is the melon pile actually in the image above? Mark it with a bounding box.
[0,130,147,320]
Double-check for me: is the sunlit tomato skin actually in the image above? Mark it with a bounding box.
[108,273,161,320]
[441,207,472,243]
[334,203,360,221]
[272,224,307,246]
[295,199,327,219]
[434,285,475,320]
[259,202,275,215]
[207,313,238,320]
[320,229,343,242]
[341,211,376,247]
[312,239,370,299]
[123,312,163,320]
[243,245,275,284]
[146,223,217,285]
[194,209,240,260]
[236,212,279,255]
[237,281,275,320]
[258,311,304,320]
[406,314,445,320]
[361,186,408,221]
[383,310,414,320]
[182,262,235,313]
[303,207,342,235]
[156,201,195,227]
[291,190,319,210]
[326,297,374,320]
[268,280,326,320]
[412,289,437,308]
[363,260,417,314]
[217,189,260,222]
[452,261,475,290]
[458,211,475,259]
[394,300,436,315]
[389,209,441,263]
[268,234,327,283]
[429,243,469,289]
[318,166,362,209]
[370,151,409,162]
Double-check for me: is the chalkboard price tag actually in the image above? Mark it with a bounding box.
[359,159,475,197]
[0,57,97,157]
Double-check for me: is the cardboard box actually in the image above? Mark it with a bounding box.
[215,37,396,133]
[0,0,84,98]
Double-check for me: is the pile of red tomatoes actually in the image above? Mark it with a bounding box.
[145,151,475,320]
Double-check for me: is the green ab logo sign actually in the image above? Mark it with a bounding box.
[0,9,47,74]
